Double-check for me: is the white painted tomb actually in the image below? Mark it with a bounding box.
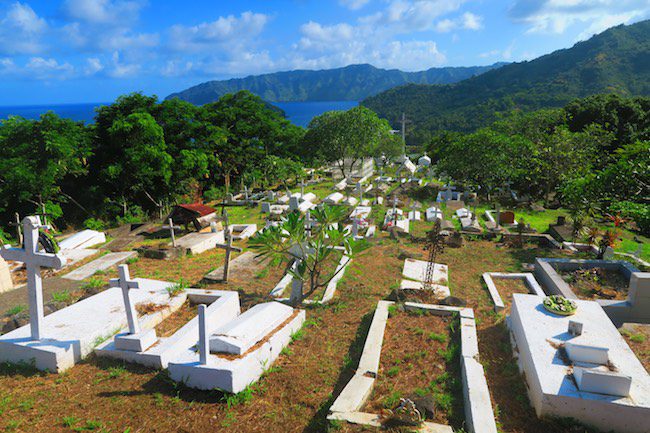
[456,208,472,219]
[408,210,421,221]
[168,302,305,393]
[509,294,650,433]
[402,258,449,285]
[96,289,240,369]
[350,206,371,219]
[334,179,348,191]
[173,230,225,255]
[58,229,106,250]
[228,224,257,240]
[210,302,293,355]
[324,192,344,204]
[62,251,137,281]
[426,206,443,222]
[0,275,183,372]
[343,196,358,207]
[383,209,409,233]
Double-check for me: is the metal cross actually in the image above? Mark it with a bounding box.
[0,216,65,340]
[110,264,141,334]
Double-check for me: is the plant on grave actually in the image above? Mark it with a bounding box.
[249,205,370,306]
[584,228,618,259]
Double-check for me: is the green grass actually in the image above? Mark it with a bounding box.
[5,304,27,316]
[51,290,73,304]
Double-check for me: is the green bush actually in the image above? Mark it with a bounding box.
[204,186,225,202]
[610,201,650,235]
[83,218,106,231]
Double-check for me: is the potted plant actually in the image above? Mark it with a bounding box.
[543,295,578,316]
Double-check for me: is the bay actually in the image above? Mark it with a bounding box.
[0,100,359,127]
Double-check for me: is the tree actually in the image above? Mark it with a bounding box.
[201,91,304,194]
[0,113,91,225]
[248,206,369,306]
[302,106,395,177]
[101,112,172,216]
[560,175,598,242]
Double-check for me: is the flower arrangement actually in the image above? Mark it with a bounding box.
[543,295,578,316]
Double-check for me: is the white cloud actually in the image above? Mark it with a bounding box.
[62,0,145,25]
[339,0,371,10]
[169,12,269,52]
[479,41,515,60]
[25,57,74,79]
[362,0,465,32]
[106,51,139,77]
[298,22,355,51]
[0,2,47,55]
[434,12,482,32]
[510,0,649,34]
[84,57,103,75]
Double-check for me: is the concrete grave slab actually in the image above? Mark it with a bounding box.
[509,294,650,433]
[324,192,345,204]
[461,217,482,232]
[96,289,240,369]
[402,259,448,285]
[210,302,293,355]
[58,230,106,250]
[0,278,183,372]
[62,251,137,281]
[167,308,305,393]
[426,207,443,222]
[174,231,225,255]
[228,224,257,240]
[350,206,372,219]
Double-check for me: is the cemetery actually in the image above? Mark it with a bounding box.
[0,155,647,433]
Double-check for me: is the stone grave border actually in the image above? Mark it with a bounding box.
[327,300,498,433]
[271,255,352,305]
[534,258,650,324]
[482,272,545,312]
[96,289,240,369]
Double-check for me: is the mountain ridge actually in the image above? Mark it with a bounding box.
[165,63,506,104]
[362,20,650,141]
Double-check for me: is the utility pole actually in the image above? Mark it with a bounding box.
[400,113,407,155]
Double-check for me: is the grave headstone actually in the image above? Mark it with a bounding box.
[500,211,516,225]
[289,196,300,211]
[110,264,141,335]
[0,216,65,340]
[261,202,271,213]
[214,210,242,282]
[568,320,583,336]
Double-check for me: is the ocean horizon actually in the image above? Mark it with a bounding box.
[0,100,359,128]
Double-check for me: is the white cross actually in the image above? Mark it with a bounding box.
[110,264,141,335]
[197,304,209,365]
[243,185,249,201]
[0,216,65,340]
[300,181,305,197]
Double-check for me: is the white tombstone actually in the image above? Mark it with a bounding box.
[324,192,344,204]
[110,264,158,352]
[418,154,431,167]
[261,202,271,213]
[0,216,65,340]
[426,207,443,222]
[209,302,294,355]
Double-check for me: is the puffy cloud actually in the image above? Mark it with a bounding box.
[297,22,355,51]
[25,57,74,79]
[362,0,465,32]
[84,57,103,75]
[509,0,649,34]
[434,12,483,32]
[169,12,269,52]
[62,0,145,25]
[339,0,371,10]
[0,2,47,55]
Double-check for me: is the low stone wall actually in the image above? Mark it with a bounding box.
[534,258,650,325]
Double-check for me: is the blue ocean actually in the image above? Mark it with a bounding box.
[0,100,358,128]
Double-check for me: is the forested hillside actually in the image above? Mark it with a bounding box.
[363,20,650,144]
[166,63,504,104]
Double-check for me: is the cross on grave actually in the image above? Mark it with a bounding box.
[197,304,209,365]
[163,218,181,247]
[300,180,306,197]
[0,216,65,340]
[352,218,360,238]
[110,264,141,334]
[214,209,242,282]
[356,182,363,202]
[243,185,249,202]
[305,211,312,236]
[8,212,22,246]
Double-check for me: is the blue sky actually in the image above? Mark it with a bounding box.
[0,0,648,105]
